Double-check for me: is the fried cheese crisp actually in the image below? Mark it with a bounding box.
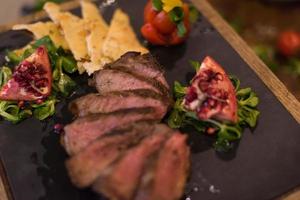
[13,22,69,50]
[101,9,149,62]
[44,2,88,73]
[81,0,109,75]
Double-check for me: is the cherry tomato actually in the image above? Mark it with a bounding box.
[141,23,167,45]
[142,1,191,46]
[153,11,176,34]
[144,0,157,23]
[170,30,186,45]
[277,31,300,57]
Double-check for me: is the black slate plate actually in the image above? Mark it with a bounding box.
[0,1,300,200]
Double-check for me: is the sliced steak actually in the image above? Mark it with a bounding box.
[90,69,170,99]
[135,132,190,200]
[92,124,172,200]
[69,89,169,118]
[65,121,156,188]
[63,108,158,155]
[104,52,169,89]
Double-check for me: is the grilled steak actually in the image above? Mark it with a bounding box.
[104,52,169,89]
[92,124,172,200]
[90,69,170,99]
[135,133,190,200]
[62,50,190,200]
[66,121,156,188]
[69,89,169,118]
[63,108,159,155]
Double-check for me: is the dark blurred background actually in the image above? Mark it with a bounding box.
[209,0,300,100]
[1,0,300,100]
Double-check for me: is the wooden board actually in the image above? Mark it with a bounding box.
[0,0,299,200]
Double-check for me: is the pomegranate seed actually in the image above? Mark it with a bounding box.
[207,98,216,107]
[215,90,222,98]
[35,99,44,104]
[185,87,198,103]
[222,91,229,99]
[18,101,25,109]
[54,123,64,134]
[206,127,216,135]
[198,81,209,92]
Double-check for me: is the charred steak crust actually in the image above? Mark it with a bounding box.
[111,66,170,97]
[91,69,170,100]
[105,52,164,73]
[65,121,159,188]
[68,89,170,117]
[63,107,159,155]
[104,52,169,89]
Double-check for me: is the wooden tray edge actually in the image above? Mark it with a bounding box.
[191,0,300,125]
[0,0,299,200]
[0,158,13,200]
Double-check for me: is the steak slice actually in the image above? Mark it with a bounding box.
[104,52,169,89]
[69,89,169,118]
[90,68,170,99]
[65,121,156,188]
[63,108,158,155]
[135,132,190,200]
[92,124,172,200]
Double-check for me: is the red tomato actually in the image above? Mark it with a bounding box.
[170,30,186,45]
[141,23,167,45]
[277,31,300,57]
[142,1,191,46]
[153,11,176,34]
[144,0,158,23]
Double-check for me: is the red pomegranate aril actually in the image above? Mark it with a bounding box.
[206,127,216,135]
[35,79,48,87]
[207,98,216,107]
[36,99,44,104]
[12,62,49,97]
[0,46,52,101]
[215,91,222,98]
[54,123,64,134]
[185,87,198,103]
[18,101,25,109]
[198,81,209,92]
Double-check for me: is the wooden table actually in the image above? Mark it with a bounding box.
[0,0,299,199]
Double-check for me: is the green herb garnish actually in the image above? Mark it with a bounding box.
[0,101,32,124]
[0,36,77,123]
[32,97,57,120]
[169,7,185,23]
[152,0,163,11]
[0,66,12,88]
[177,21,187,37]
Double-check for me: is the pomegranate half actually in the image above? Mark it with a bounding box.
[183,56,238,123]
[0,46,52,101]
